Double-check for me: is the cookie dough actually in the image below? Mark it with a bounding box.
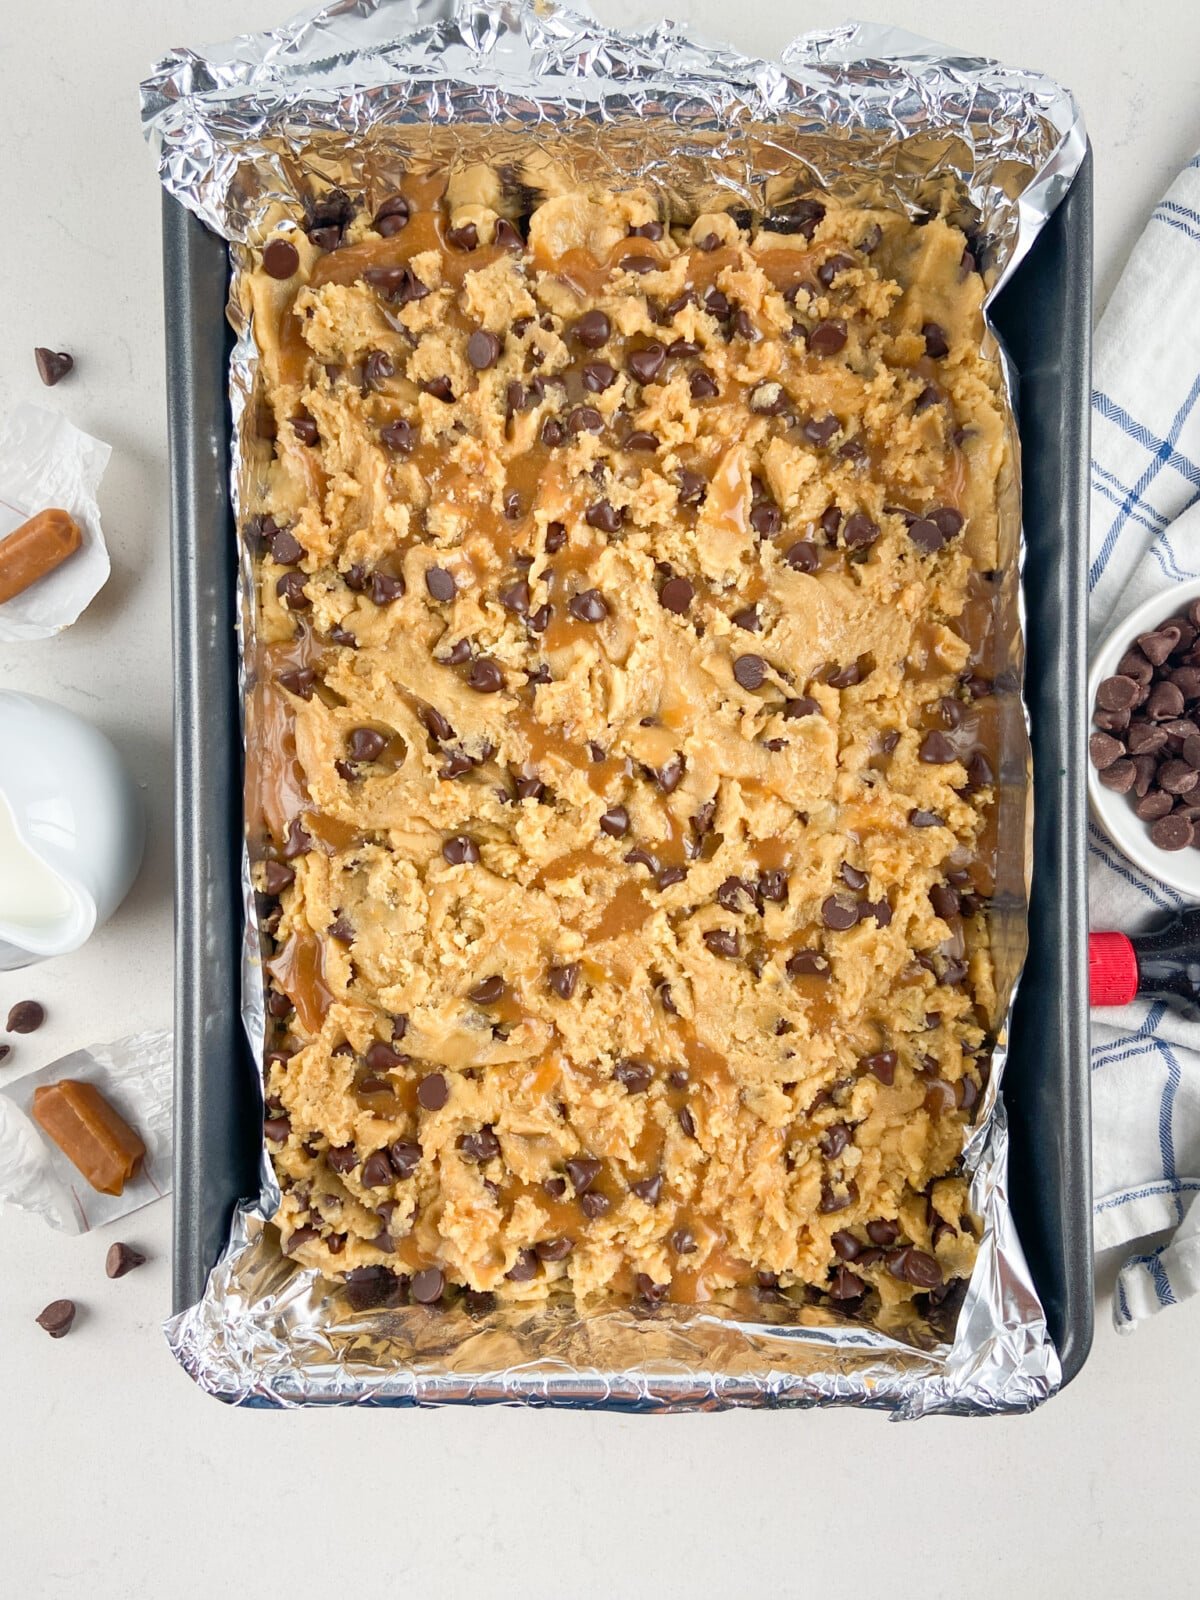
[244,172,1013,1326]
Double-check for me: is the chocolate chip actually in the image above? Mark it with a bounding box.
[442,834,480,865]
[34,348,73,386]
[657,864,687,889]
[614,1059,653,1093]
[807,416,845,453]
[1147,680,1186,721]
[565,1156,602,1195]
[820,1122,851,1159]
[689,368,719,399]
[569,587,609,621]
[1137,628,1180,666]
[787,698,821,721]
[417,1073,449,1111]
[1134,790,1174,821]
[831,1229,861,1260]
[862,1051,897,1085]
[363,349,394,390]
[328,914,355,945]
[625,429,660,452]
[468,975,506,1005]
[653,755,685,793]
[866,1218,900,1247]
[886,1246,942,1288]
[621,254,658,275]
[817,252,857,287]
[821,894,860,931]
[930,883,961,921]
[908,809,942,829]
[282,818,311,858]
[580,1192,610,1219]
[631,1173,663,1204]
[260,237,300,282]
[583,361,617,393]
[36,1299,76,1338]
[6,1000,44,1033]
[423,566,456,603]
[326,1144,358,1175]
[1151,813,1194,850]
[787,948,829,977]
[842,511,879,549]
[776,541,822,582]
[1098,759,1136,794]
[653,574,695,617]
[1159,759,1199,795]
[733,654,767,690]
[460,1126,501,1162]
[535,1236,574,1262]
[370,571,405,604]
[410,1267,445,1304]
[372,195,410,235]
[820,1179,857,1214]
[1089,732,1125,770]
[627,342,667,384]
[670,1228,697,1255]
[493,218,523,250]
[574,310,611,348]
[361,1150,394,1188]
[703,929,739,958]
[808,320,848,356]
[921,321,950,360]
[548,963,580,999]
[506,1250,540,1282]
[918,730,957,764]
[467,657,504,693]
[840,862,868,891]
[276,571,310,611]
[467,329,502,371]
[446,220,478,251]
[1096,675,1142,712]
[290,414,320,447]
[422,375,455,403]
[568,406,605,437]
[829,1266,866,1300]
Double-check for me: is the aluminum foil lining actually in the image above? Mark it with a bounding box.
[142,0,1085,1415]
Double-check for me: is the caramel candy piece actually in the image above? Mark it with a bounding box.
[32,1080,145,1195]
[0,508,82,605]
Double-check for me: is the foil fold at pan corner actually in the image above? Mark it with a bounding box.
[145,0,1083,1415]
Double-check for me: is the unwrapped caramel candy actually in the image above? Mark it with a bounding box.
[32,1079,145,1195]
[0,508,82,605]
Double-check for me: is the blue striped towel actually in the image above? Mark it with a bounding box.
[1089,152,1200,1331]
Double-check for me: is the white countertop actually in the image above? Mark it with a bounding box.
[2,3,1199,1595]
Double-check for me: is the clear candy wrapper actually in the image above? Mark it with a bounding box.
[142,0,1085,1415]
[0,405,111,642]
[0,1030,172,1233]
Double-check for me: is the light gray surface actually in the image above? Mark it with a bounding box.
[0,3,1198,1595]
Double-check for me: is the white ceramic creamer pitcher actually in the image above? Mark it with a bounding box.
[0,691,145,970]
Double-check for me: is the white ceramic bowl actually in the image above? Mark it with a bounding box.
[1088,576,1200,896]
[0,690,146,969]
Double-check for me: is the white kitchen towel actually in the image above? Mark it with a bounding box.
[1087,152,1200,1331]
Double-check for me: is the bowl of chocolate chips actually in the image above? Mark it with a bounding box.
[1089,578,1200,893]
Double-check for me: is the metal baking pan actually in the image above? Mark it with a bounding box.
[163,147,1094,1397]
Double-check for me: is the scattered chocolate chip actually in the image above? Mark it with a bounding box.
[423,566,456,604]
[363,349,394,390]
[493,218,523,250]
[631,1173,663,1204]
[467,657,504,693]
[568,406,605,436]
[467,329,502,371]
[582,360,617,393]
[460,1126,501,1162]
[842,511,880,549]
[417,1073,449,1111]
[506,1249,539,1282]
[886,1245,943,1288]
[548,963,580,1000]
[442,834,480,865]
[370,571,405,605]
[535,1236,574,1262]
[421,375,455,403]
[276,571,310,611]
[599,805,630,840]
[446,220,478,251]
[703,928,739,958]
[918,730,958,764]
[468,975,506,1006]
[921,322,950,359]
[689,368,719,399]
[565,1156,602,1195]
[659,575,695,614]
[282,818,311,858]
[35,348,74,386]
[808,320,848,356]
[821,895,859,931]
[569,587,609,621]
[862,1051,897,1085]
[1089,731,1125,770]
[36,1299,76,1338]
[654,755,685,793]
[614,1059,653,1093]
[373,195,410,236]
[361,1150,394,1187]
[409,1266,445,1304]
[6,999,44,1034]
[733,654,767,690]
[574,309,611,348]
[1096,674,1142,712]
[625,429,660,452]
[787,949,829,978]
[783,696,820,720]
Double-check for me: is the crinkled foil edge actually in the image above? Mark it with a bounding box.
[145,0,1083,1414]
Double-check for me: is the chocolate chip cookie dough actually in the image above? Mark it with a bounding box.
[243,169,1015,1329]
